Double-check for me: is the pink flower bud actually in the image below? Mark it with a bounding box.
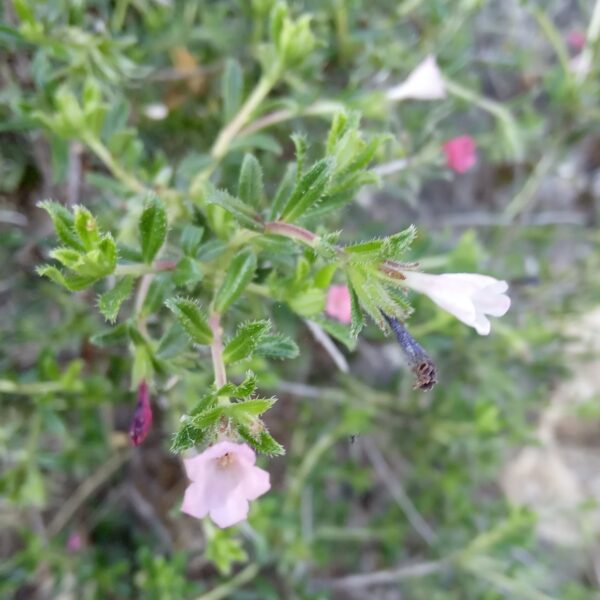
[66,531,83,553]
[129,380,153,446]
[181,441,271,528]
[325,285,352,324]
[566,30,586,51]
[443,136,477,174]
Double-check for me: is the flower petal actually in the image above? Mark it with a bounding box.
[242,466,271,501]
[183,454,207,481]
[209,494,250,528]
[474,290,511,317]
[181,482,210,519]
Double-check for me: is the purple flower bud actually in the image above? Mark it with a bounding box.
[383,314,437,391]
[130,380,153,446]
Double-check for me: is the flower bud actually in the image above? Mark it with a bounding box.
[129,380,153,446]
[384,314,437,391]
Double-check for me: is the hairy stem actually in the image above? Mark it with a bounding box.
[208,312,227,388]
[264,221,319,246]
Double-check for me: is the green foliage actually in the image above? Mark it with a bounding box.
[138,195,167,263]
[223,320,271,364]
[238,154,264,208]
[214,249,257,312]
[164,297,213,345]
[279,157,334,222]
[37,202,117,290]
[98,277,134,323]
[2,0,598,597]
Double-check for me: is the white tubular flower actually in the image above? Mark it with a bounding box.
[401,271,511,335]
[386,56,446,102]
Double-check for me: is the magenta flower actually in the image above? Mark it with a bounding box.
[129,380,153,446]
[181,441,270,528]
[326,284,352,324]
[443,136,477,174]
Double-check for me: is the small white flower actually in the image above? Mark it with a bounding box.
[144,103,169,120]
[386,56,447,102]
[401,271,511,335]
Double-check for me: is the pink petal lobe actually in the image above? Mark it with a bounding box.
[242,466,271,500]
[326,285,352,324]
[181,483,210,519]
[209,495,250,529]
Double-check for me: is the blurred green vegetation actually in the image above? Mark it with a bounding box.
[2,0,600,598]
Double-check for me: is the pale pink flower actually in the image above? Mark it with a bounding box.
[66,531,83,553]
[130,380,152,446]
[566,30,586,51]
[443,136,477,173]
[326,284,352,324]
[181,441,270,528]
[386,56,447,102]
[401,271,510,335]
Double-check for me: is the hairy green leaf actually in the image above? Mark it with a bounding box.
[205,187,263,231]
[98,276,134,323]
[139,195,167,263]
[165,297,213,345]
[214,249,257,312]
[238,153,263,208]
[223,320,271,364]
[38,200,84,251]
[280,157,334,222]
[255,333,300,359]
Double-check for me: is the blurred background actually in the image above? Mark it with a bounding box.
[1,0,600,598]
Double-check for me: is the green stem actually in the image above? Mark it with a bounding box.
[530,7,572,79]
[445,78,523,160]
[85,137,147,195]
[114,261,177,277]
[191,70,280,190]
[194,564,259,600]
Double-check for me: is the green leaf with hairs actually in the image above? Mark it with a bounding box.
[223,320,271,364]
[238,153,263,208]
[98,276,134,323]
[38,200,84,251]
[255,333,300,359]
[205,186,263,231]
[164,297,213,345]
[214,249,257,312]
[280,157,334,222]
[139,195,167,263]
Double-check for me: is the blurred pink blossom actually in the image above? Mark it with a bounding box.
[66,531,83,553]
[402,271,510,335]
[326,285,352,324]
[386,56,446,102]
[181,441,270,529]
[129,380,153,446]
[443,136,477,173]
[566,30,586,51]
